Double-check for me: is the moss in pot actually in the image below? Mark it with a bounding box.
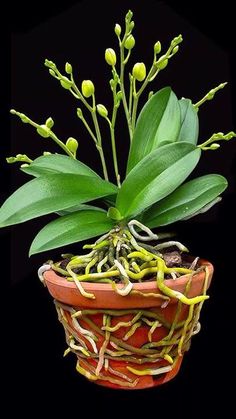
[3,10,235,389]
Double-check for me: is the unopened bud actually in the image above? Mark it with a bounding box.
[132,62,146,82]
[49,69,56,77]
[36,125,51,138]
[124,34,135,50]
[210,143,220,150]
[114,24,121,37]
[116,91,123,101]
[65,62,73,74]
[148,91,154,100]
[44,59,56,69]
[105,48,117,66]
[129,21,135,30]
[171,35,183,48]
[157,57,168,70]
[154,41,161,54]
[60,76,73,90]
[43,151,52,156]
[46,117,54,129]
[66,137,78,153]
[172,46,179,55]
[81,80,95,98]
[97,104,108,118]
[77,108,83,118]
[109,79,115,89]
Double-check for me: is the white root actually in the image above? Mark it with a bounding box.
[37,264,51,285]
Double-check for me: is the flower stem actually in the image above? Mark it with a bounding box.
[119,41,133,142]
[70,75,109,181]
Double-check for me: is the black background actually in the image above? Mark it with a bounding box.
[6,0,236,415]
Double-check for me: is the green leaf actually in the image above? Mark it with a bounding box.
[127,87,181,173]
[107,207,122,221]
[177,99,199,144]
[21,154,100,179]
[0,174,117,227]
[116,142,201,218]
[57,204,106,216]
[30,210,115,255]
[143,174,227,227]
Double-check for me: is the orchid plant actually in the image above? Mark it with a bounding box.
[3,10,235,295]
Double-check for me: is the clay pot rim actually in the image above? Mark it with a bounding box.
[44,258,213,292]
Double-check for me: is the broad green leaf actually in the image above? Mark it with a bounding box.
[177,99,199,144]
[0,174,117,227]
[57,204,106,216]
[127,87,181,173]
[21,154,100,179]
[30,210,115,255]
[116,142,201,218]
[143,174,227,227]
[181,197,222,220]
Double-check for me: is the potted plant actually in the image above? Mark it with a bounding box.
[5,10,235,390]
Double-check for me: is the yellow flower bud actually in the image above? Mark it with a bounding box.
[154,41,161,54]
[209,143,220,150]
[81,80,95,98]
[77,108,83,118]
[114,24,121,37]
[96,104,108,118]
[132,62,146,82]
[65,62,73,74]
[124,35,135,50]
[36,125,51,138]
[105,48,117,66]
[60,76,73,90]
[116,91,123,101]
[44,59,56,69]
[49,69,56,77]
[46,117,54,128]
[156,56,168,70]
[172,46,179,55]
[66,137,79,153]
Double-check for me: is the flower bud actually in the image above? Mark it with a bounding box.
[43,151,52,156]
[116,91,123,101]
[36,125,51,138]
[172,46,179,55]
[156,56,168,70]
[60,76,73,90]
[209,143,220,150]
[114,24,121,37]
[49,69,56,77]
[154,41,161,54]
[124,34,135,50]
[46,117,54,129]
[132,62,146,82]
[44,59,56,69]
[148,91,154,100]
[109,79,115,89]
[66,137,78,153]
[77,108,83,118]
[65,62,73,74]
[105,48,117,66]
[97,104,108,118]
[129,21,135,30]
[171,35,183,48]
[81,80,95,98]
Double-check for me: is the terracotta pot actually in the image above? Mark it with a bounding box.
[43,259,213,390]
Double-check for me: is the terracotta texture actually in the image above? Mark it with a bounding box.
[44,259,213,390]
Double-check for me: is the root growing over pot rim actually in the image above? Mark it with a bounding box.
[42,220,206,305]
